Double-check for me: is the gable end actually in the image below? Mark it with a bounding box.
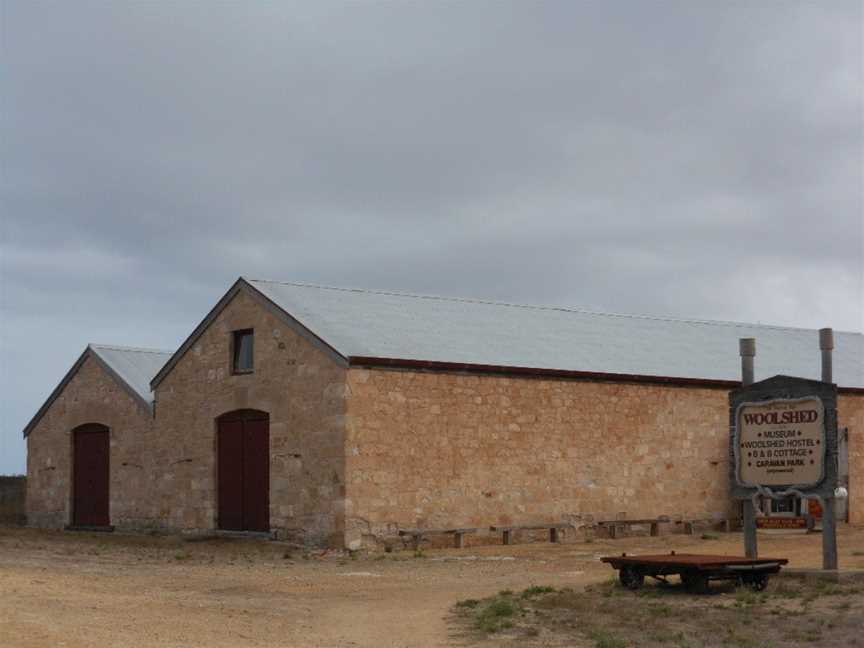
[22,347,156,438]
[148,278,348,391]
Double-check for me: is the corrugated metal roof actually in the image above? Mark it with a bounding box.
[89,344,173,405]
[248,279,864,389]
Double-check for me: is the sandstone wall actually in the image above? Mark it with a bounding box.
[344,368,734,547]
[25,355,155,529]
[839,393,864,524]
[0,476,26,525]
[153,289,347,545]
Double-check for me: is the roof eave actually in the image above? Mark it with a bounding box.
[347,356,864,394]
[22,348,91,438]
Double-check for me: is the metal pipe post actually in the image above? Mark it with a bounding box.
[739,337,757,557]
[739,338,755,386]
[818,328,838,569]
[819,328,834,383]
[822,498,838,570]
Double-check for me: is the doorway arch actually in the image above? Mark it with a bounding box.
[72,423,110,527]
[216,410,270,532]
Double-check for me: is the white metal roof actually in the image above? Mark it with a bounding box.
[89,344,173,405]
[248,279,864,389]
[22,344,173,437]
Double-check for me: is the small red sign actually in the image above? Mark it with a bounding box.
[756,516,808,529]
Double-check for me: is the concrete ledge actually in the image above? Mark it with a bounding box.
[777,568,864,584]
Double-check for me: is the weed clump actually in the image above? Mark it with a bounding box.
[589,629,627,648]
[455,598,480,609]
[475,596,520,633]
[521,585,556,599]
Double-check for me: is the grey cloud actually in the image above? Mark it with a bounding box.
[1,1,862,473]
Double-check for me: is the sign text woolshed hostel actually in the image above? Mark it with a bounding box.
[736,397,825,487]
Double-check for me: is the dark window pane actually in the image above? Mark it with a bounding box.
[233,330,254,373]
[770,497,794,514]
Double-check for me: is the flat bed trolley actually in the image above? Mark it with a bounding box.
[601,552,788,592]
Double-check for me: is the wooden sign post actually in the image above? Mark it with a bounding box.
[729,373,839,570]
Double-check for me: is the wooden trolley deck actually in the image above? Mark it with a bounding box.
[601,552,788,592]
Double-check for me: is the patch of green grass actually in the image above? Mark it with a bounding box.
[174,551,191,561]
[589,629,627,648]
[648,630,674,643]
[672,631,692,647]
[701,533,720,540]
[521,585,556,599]
[413,549,426,559]
[733,587,761,608]
[809,580,847,597]
[475,597,521,633]
[455,598,480,609]
[650,603,674,617]
[769,582,801,599]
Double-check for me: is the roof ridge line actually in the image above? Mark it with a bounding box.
[245,278,863,336]
[89,343,174,354]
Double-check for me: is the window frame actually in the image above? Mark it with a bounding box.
[231,328,255,375]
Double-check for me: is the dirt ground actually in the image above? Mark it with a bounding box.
[2,525,863,648]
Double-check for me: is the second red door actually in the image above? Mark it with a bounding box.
[217,412,269,532]
[72,424,110,527]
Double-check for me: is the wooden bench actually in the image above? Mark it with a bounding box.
[596,518,666,539]
[675,518,733,535]
[397,527,478,550]
[489,523,573,545]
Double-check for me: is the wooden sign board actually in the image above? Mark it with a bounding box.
[756,517,808,530]
[729,374,839,568]
[729,376,837,500]
[736,397,825,487]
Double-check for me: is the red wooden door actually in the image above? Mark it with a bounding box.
[217,413,269,532]
[73,424,110,527]
[242,418,270,532]
[217,419,245,530]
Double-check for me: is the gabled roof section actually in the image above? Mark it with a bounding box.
[148,278,348,390]
[246,279,864,390]
[149,276,864,393]
[89,345,173,404]
[23,344,173,437]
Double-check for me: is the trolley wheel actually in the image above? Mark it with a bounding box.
[745,573,768,592]
[681,570,709,594]
[619,566,645,590]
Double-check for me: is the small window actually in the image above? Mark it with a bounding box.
[770,496,796,514]
[232,329,254,374]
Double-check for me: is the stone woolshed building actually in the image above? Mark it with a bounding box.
[24,278,864,547]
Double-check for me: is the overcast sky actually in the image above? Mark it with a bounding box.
[2,1,862,475]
